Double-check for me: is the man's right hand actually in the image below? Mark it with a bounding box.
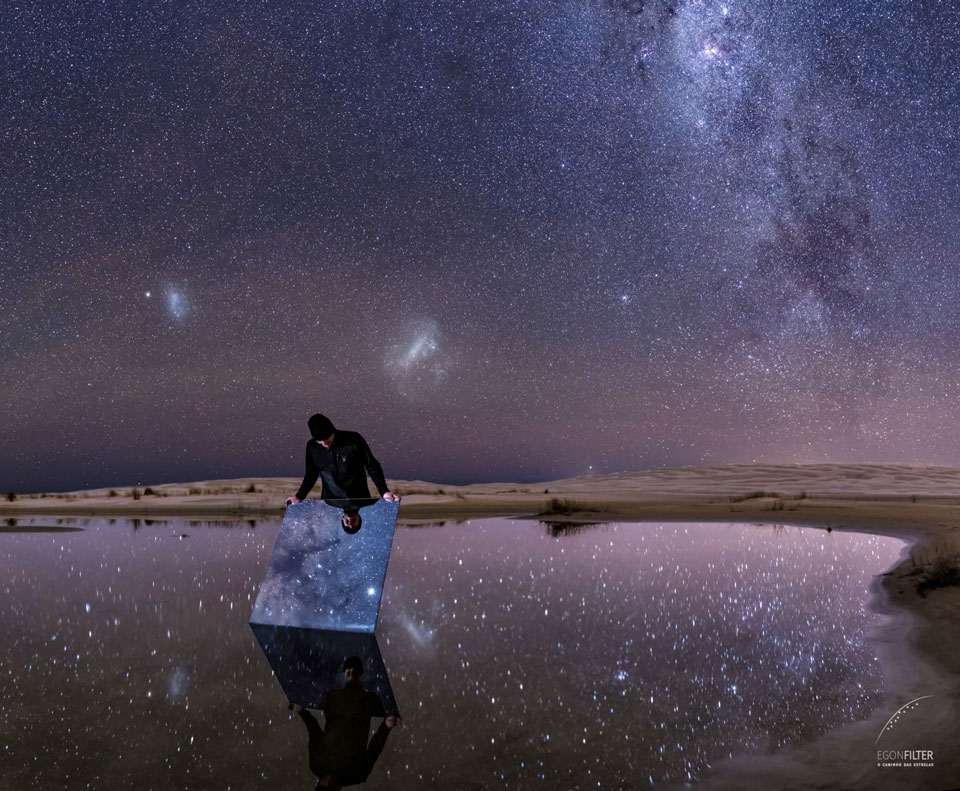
[285,496,301,506]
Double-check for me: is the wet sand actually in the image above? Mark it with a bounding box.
[4,463,960,788]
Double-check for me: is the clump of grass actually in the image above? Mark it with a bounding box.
[189,487,203,496]
[729,491,782,503]
[392,486,445,496]
[108,489,118,498]
[6,491,15,502]
[129,488,142,501]
[245,483,258,493]
[916,556,960,597]
[143,487,157,496]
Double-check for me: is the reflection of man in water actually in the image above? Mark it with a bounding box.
[285,414,401,507]
[290,656,399,789]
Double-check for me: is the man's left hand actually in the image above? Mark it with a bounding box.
[382,491,401,503]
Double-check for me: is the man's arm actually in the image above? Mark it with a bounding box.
[366,690,386,719]
[356,719,392,781]
[294,443,320,501]
[341,716,398,785]
[297,706,324,741]
[359,435,390,497]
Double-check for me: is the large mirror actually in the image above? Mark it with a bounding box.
[250,498,399,631]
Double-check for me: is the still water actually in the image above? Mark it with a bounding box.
[1,516,904,789]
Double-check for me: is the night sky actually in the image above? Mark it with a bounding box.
[4,1,960,492]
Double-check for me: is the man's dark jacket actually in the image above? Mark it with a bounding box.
[295,430,389,502]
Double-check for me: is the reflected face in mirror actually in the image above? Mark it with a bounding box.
[343,655,364,688]
[341,510,362,534]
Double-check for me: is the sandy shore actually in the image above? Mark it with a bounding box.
[4,463,959,788]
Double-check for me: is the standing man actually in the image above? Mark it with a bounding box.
[285,413,401,507]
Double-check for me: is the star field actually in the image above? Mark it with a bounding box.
[3,1,960,491]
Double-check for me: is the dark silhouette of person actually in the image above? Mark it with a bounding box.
[285,414,401,507]
[290,656,399,789]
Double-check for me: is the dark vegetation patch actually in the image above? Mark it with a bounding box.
[916,556,960,597]
[538,497,612,516]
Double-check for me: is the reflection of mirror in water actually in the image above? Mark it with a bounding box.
[251,625,401,789]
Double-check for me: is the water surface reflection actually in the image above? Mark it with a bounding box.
[1,517,903,788]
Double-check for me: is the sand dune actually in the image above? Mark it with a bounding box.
[6,463,960,518]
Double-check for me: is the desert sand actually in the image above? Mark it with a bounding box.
[3,463,959,788]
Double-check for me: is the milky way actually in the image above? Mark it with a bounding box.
[3,1,960,491]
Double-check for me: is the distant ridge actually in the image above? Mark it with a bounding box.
[5,464,960,514]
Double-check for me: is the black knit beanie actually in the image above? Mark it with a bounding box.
[308,413,336,440]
